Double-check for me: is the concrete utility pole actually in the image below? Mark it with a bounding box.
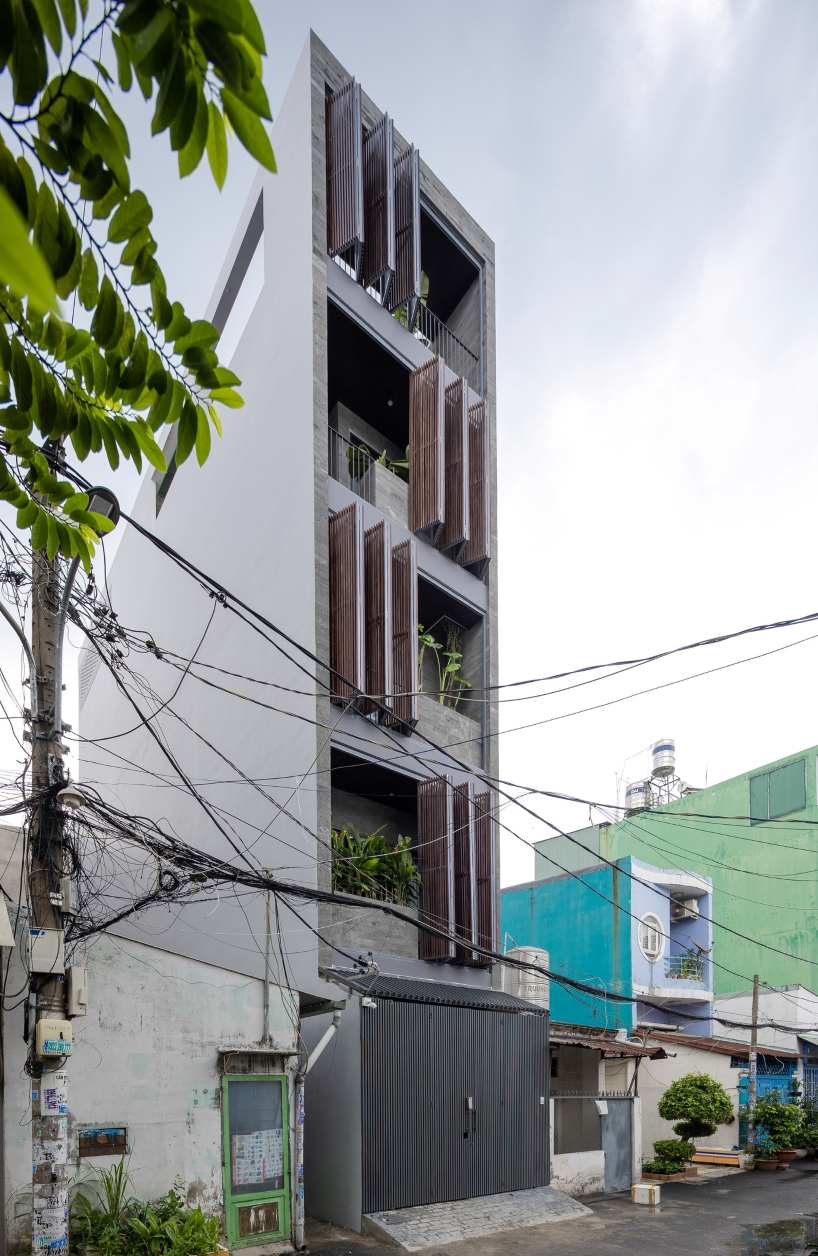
[29,543,72,1254]
[747,973,760,1153]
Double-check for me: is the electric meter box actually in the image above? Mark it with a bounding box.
[35,1018,73,1059]
[28,928,65,974]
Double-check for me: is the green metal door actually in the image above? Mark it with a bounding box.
[222,1074,290,1248]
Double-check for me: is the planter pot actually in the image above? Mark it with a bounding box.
[684,1165,698,1178]
[775,1149,798,1165]
[642,1171,687,1182]
[754,1159,779,1172]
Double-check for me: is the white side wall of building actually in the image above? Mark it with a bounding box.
[635,1043,742,1160]
[2,933,298,1252]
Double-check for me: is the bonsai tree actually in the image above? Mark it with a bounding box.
[754,1095,803,1151]
[647,1073,733,1171]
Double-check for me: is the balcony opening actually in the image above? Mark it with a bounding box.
[417,577,484,725]
[330,750,419,906]
[327,301,411,502]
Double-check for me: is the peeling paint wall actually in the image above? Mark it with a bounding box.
[549,1150,606,1197]
[3,933,298,1252]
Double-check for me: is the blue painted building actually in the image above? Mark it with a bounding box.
[500,857,713,1033]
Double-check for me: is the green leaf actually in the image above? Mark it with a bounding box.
[206,102,227,190]
[72,526,92,572]
[166,302,190,342]
[195,404,211,464]
[31,508,48,551]
[92,82,131,159]
[170,73,198,153]
[108,190,152,244]
[10,0,48,105]
[175,399,197,464]
[214,366,240,386]
[45,512,60,559]
[84,108,130,191]
[176,319,219,351]
[31,0,62,56]
[90,275,117,348]
[221,88,276,173]
[56,0,75,37]
[179,89,208,178]
[62,491,89,516]
[238,0,265,53]
[87,510,116,535]
[189,0,244,31]
[129,8,172,67]
[131,420,167,471]
[78,249,99,310]
[151,43,184,136]
[10,339,33,411]
[0,187,57,312]
[207,402,222,437]
[16,500,38,529]
[111,31,132,91]
[209,386,243,409]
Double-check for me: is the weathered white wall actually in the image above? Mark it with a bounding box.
[549,1150,605,1197]
[3,932,298,1252]
[636,1042,741,1159]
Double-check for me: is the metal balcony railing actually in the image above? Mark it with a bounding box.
[393,299,481,394]
[665,955,705,982]
[328,427,376,503]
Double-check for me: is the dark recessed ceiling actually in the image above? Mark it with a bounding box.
[328,302,410,449]
[420,210,479,325]
[331,749,418,815]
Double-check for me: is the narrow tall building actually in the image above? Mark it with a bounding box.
[2,34,549,1250]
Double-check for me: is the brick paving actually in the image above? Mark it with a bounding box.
[363,1186,591,1250]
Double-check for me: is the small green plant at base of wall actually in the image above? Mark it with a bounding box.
[643,1137,695,1175]
[331,824,421,905]
[71,1164,222,1256]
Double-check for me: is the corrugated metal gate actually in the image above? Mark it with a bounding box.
[361,999,548,1213]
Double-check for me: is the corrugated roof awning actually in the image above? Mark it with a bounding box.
[645,1030,799,1060]
[325,969,546,1014]
[550,1022,666,1059]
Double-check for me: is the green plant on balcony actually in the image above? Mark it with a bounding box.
[670,954,703,980]
[418,621,472,712]
[393,271,430,330]
[346,441,373,482]
[331,824,420,906]
[376,447,410,484]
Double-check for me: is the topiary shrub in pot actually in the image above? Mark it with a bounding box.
[650,1072,734,1171]
[754,1095,803,1165]
[642,1137,695,1177]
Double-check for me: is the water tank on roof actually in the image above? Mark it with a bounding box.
[651,738,676,778]
[625,780,650,815]
[501,947,549,1011]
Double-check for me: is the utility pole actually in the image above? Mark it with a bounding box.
[29,543,72,1255]
[747,973,760,1154]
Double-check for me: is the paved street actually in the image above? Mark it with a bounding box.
[307,1164,818,1255]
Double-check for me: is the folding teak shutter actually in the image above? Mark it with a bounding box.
[363,520,392,719]
[472,789,495,966]
[452,782,477,964]
[386,538,417,729]
[408,357,445,538]
[439,377,470,555]
[326,80,364,276]
[362,114,395,303]
[329,504,365,705]
[417,776,456,961]
[460,400,490,569]
[388,145,421,325]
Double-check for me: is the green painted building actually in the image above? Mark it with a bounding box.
[534,745,818,995]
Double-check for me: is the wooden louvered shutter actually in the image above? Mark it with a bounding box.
[472,789,495,966]
[386,538,417,728]
[329,504,365,704]
[439,377,470,554]
[417,776,455,961]
[362,114,395,302]
[388,145,421,323]
[461,400,490,568]
[326,80,364,275]
[409,357,445,537]
[363,520,392,718]
[453,782,477,964]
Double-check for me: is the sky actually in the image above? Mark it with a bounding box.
[3,0,818,887]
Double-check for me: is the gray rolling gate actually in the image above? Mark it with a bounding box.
[351,975,549,1213]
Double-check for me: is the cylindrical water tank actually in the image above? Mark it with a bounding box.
[625,780,650,814]
[501,946,550,1011]
[651,738,676,778]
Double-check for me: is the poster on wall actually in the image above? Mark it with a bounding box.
[41,1074,68,1116]
[32,1187,68,1250]
[231,1127,284,1187]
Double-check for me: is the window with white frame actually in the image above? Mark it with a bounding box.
[638,913,664,961]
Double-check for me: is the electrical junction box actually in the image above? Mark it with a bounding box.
[35,1018,72,1059]
[67,966,88,1017]
[29,928,65,975]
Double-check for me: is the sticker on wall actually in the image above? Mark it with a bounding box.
[33,1126,68,1167]
[231,1128,284,1187]
[42,1074,68,1116]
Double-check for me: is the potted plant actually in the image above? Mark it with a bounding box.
[751,1128,779,1172]
[642,1137,695,1180]
[653,1072,734,1172]
[753,1095,803,1165]
[800,1097,818,1160]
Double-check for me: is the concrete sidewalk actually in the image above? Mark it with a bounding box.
[307,1162,818,1255]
